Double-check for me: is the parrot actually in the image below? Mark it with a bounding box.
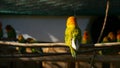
[81,31,92,44]
[107,31,116,42]
[100,32,117,68]
[102,36,109,43]
[99,36,109,55]
[81,30,93,55]
[100,31,117,55]
[26,38,38,43]
[18,34,26,43]
[101,36,111,68]
[26,38,43,54]
[65,16,82,58]
[0,22,3,39]
[5,25,17,41]
[17,34,26,54]
[117,30,120,42]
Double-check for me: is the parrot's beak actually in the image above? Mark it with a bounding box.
[72,38,79,50]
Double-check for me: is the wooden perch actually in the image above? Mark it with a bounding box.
[94,42,120,47]
[0,41,66,47]
[0,41,120,47]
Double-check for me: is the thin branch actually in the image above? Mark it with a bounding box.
[97,0,110,43]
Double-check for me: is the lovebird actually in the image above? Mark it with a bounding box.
[65,16,82,58]
[101,36,111,68]
[117,30,120,42]
[17,34,26,53]
[101,32,118,68]
[81,31,92,44]
[102,36,109,43]
[26,38,38,43]
[101,32,118,55]
[26,38,43,54]
[18,34,26,43]
[81,31,92,55]
[99,36,109,55]
[0,22,3,39]
[5,25,17,41]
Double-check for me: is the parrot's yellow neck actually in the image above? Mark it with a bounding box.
[67,24,76,28]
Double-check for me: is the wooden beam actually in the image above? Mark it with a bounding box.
[0,54,120,62]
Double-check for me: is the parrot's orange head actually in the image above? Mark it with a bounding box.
[18,34,24,41]
[108,32,114,37]
[108,32,116,40]
[66,16,77,27]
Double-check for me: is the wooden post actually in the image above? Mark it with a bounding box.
[67,61,75,68]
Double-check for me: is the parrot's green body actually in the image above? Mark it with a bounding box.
[100,36,110,55]
[26,38,43,54]
[5,25,16,40]
[101,32,117,68]
[65,16,81,58]
[18,34,26,53]
[7,29,16,39]
[101,32,118,55]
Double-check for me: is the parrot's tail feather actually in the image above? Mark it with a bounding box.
[70,46,76,58]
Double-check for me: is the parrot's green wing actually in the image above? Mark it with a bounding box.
[72,27,81,50]
[65,28,76,58]
[7,29,17,40]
